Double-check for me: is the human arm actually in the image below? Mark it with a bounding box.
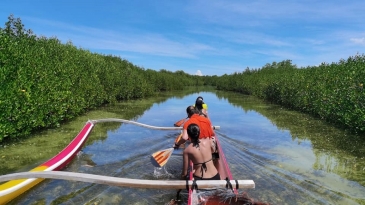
[174,128,189,149]
[181,149,189,179]
[201,109,209,118]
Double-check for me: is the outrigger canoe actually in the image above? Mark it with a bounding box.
[0,118,255,205]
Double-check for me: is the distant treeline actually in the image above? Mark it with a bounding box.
[1,14,364,142]
[204,58,365,134]
[0,15,203,142]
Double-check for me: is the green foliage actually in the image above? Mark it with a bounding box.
[0,15,203,142]
[5,13,363,141]
[211,58,365,134]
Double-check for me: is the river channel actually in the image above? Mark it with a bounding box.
[2,90,365,205]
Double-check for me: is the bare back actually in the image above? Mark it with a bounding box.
[182,138,218,179]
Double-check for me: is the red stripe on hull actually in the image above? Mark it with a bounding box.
[43,122,93,168]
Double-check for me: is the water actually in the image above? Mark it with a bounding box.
[2,91,365,205]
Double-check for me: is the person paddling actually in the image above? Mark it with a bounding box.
[195,96,208,118]
[174,106,218,160]
[181,123,220,180]
[174,106,215,149]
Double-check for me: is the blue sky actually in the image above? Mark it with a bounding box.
[1,1,365,76]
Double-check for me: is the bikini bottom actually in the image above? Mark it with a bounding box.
[193,172,221,180]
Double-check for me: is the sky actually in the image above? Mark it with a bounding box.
[1,1,365,76]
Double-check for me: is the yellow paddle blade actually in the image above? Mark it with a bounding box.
[151,148,174,167]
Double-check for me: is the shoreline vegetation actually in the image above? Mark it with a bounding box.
[1,14,364,143]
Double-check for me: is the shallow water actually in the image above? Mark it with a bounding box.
[2,90,365,205]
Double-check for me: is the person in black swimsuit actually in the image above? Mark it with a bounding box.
[181,123,220,180]
[195,96,208,118]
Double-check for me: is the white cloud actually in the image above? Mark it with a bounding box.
[195,70,203,76]
[350,37,365,45]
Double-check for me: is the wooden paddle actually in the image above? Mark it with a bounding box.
[150,118,184,167]
[174,132,183,144]
[174,117,187,127]
[150,132,184,167]
[151,148,174,167]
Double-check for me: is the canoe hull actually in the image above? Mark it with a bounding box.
[0,122,94,205]
[188,135,237,205]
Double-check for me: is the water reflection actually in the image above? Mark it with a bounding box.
[5,90,365,205]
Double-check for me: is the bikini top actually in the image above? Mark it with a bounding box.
[193,158,213,178]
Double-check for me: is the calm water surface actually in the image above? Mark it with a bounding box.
[4,91,365,205]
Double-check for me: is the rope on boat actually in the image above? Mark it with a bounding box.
[0,171,255,190]
[89,118,220,130]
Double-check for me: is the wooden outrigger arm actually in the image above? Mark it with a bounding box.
[91,118,220,130]
[0,171,255,190]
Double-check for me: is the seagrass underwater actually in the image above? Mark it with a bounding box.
[1,92,364,204]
